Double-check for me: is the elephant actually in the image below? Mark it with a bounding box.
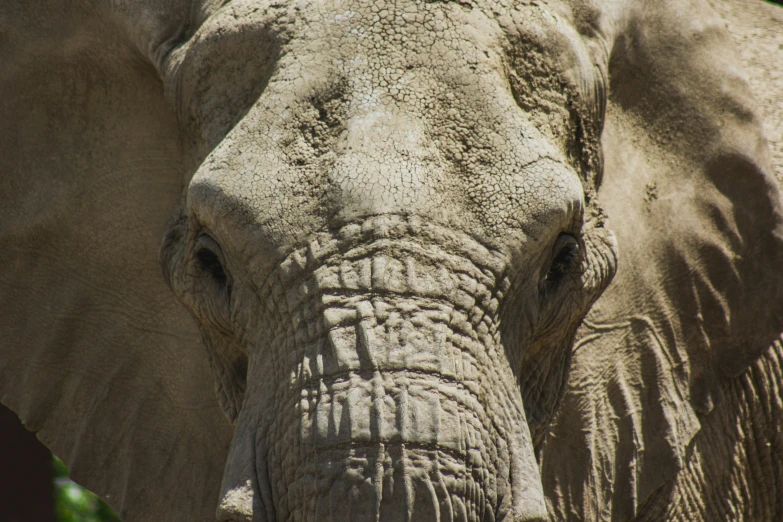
[1,0,783,520]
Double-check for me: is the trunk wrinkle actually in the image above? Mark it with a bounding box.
[402,443,415,522]
[372,442,385,522]
[239,215,547,521]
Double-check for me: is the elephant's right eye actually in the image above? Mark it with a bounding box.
[195,234,232,297]
[197,248,227,285]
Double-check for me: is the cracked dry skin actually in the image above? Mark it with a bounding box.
[161,1,617,520]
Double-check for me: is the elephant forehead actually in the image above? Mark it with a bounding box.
[186,0,584,257]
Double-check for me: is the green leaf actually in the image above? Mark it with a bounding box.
[52,455,121,522]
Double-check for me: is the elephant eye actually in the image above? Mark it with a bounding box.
[546,234,580,283]
[196,234,230,292]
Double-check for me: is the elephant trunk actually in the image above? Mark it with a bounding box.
[223,216,547,521]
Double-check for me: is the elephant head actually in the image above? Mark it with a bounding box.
[1,0,782,521]
[157,2,620,519]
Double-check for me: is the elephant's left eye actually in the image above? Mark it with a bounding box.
[546,234,580,283]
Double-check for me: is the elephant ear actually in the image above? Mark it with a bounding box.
[0,3,231,520]
[541,0,783,519]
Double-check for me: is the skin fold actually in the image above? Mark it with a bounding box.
[1,0,782,521]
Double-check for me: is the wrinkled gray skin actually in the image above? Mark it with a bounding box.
[2,0,783,521]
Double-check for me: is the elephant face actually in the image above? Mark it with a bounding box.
[162,1,617,519]
[5,0,782,520]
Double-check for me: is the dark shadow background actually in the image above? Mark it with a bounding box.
[0,404,119,522]
[0,403,55,522]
